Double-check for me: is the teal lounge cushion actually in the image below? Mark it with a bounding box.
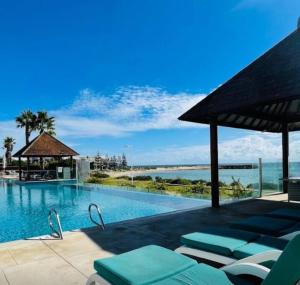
[268,208,300,221]
[181,228,258,256]
[94,245,197,285]
[151,263,234,285]
[233,236,288,260]
[230,216,295,236]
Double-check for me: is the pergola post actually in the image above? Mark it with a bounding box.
[210,122,219,208]
[282,122,289,194]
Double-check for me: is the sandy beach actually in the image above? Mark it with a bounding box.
[104,165,210,178]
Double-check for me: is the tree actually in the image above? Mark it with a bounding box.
[121,153,127,168]
[117,156,122,169]
[3,137,15,165]
[94,152,103,171]
[36,111,55,135]
[109,156,117,170]
[16,110,37,144]
[36,111,56,169]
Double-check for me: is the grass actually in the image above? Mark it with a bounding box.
[86,174,256,200]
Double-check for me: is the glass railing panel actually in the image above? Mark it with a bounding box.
[261,161,283,195]
[289,162,300,178]
[218,162,260,202]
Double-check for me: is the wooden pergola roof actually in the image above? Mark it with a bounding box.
[179,27,300,133]
[13,132,79,158]
[179,23,300,208]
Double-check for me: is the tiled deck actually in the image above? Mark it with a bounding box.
[0,194,299,285]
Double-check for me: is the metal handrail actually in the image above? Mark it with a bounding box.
[88,203,105,230]
[48,208,63,239]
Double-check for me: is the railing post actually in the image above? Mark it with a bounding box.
[210,122,219,208]
[258,158,263,197]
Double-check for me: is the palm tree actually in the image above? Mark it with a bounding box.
[36,111,55,135]
[3,137,15,165]
[16,110,37,144]
[35,111,55,169]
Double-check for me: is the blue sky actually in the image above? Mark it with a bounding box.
[1,0,300,164]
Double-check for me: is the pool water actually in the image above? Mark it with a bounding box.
[0,180,209,242]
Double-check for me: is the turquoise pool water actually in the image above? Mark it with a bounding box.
[0,180,208,242]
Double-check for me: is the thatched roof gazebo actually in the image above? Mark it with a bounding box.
[179,22,300,208]
[13,132,79,181]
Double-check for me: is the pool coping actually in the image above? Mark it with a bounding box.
[14,179,77,185]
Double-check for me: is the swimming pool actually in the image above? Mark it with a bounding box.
[0,180,209,242]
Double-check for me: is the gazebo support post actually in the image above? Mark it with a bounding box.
[210,122,219,208]
[70,156,73,178]
[18,157,21,181]
[26,156,30,181]
[282,122,289,194]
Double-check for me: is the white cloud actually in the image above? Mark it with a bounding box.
[0,86,206,157]
[131,133,300,165]
[53,86,206,138]
[4,85,300,165]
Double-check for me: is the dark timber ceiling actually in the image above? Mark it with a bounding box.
[179,27,300,133]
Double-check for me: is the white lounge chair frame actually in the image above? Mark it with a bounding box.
[86,273,111,285]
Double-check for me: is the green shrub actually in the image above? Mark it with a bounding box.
[218,181,227,187]
[168,178,191,185]
[190,184,204,194]
[229,177,246,198]
[116,175,131,180]
[155,176,164,183]
[206,181,225,186]
[155,183,167,191]
[191,179,207,185]
[133,175,153,181]
[92,172,110,178]
[86,177,102,183]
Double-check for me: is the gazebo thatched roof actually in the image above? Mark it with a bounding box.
[13,132,79,157]
[179,27,300,133]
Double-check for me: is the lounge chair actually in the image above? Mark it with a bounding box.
[175,227,294,266]
[86,234,300,285]
[267,208,300,221]
[229,215,296,236]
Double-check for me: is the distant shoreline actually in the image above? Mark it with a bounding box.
[105,165,210,178]
[104,163,256,178]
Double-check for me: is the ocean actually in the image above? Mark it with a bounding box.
[138,162,300,193]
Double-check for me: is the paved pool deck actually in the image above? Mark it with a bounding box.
[0,194,299,285]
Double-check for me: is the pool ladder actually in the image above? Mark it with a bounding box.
[88,203,105,230]
[48,209,63,239]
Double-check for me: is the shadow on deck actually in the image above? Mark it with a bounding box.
[81,194,300,255]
